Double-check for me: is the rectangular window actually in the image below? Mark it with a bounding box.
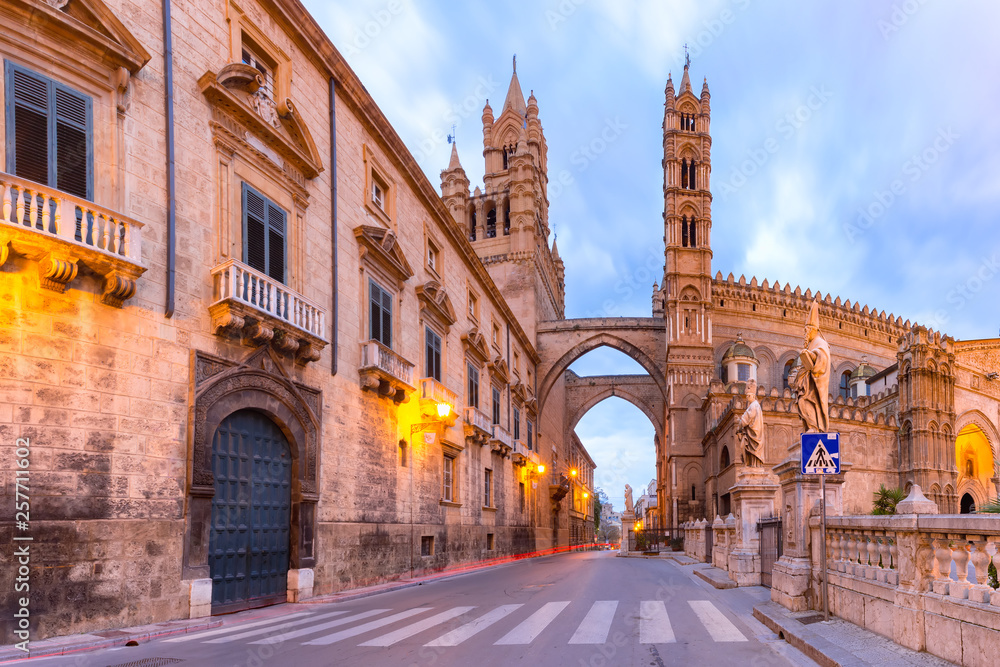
[421,535,434,557]
[468,291,478,319]
[526,420,534,450]
[519,482,526,512]
[241,40,275,99]
[425,327,442,381]
[372,178,385,211]
[467,362,479,409]
[484,469,492,507]
[242,183,287,283]
[5,61,93,200]
[443,454,455,502]
[369,279,392,347]
[492,323,500,346]
[737,363,750,382]
[512,406,521,440]
[427,239,439,274]
[487,533,495,551]
[492,386,501,425]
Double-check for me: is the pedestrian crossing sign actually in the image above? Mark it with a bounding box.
[801,433,840,475]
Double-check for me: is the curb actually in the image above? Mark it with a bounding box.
[0,618,223,663]
[693,566,737,589]
[753,601,867,667]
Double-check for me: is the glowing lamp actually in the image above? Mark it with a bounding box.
[570,468,578,477]
[583,492,589,499]
[537,464,545,474]
[436,402,452,419]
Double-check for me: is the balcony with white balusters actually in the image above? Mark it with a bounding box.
[0,172,146,306]
[358,340,414,403]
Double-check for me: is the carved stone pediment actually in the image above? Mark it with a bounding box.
[9,0,151,73]
[462,327,490,365]
[511,381,527,404]
[354,225,413,285]
[488,355,510,385]
[199,69,323,179]
[416,280,457,333]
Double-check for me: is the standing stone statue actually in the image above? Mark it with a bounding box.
[624,484,634,514]
[792,298,831,433]
[737,379,765,467]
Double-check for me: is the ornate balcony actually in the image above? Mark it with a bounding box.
[419,378,458,420]
[209,259,327,364]
[512,440,529,466]
[359,340,414,403]
[463,407,492,444]
[490,424,513,457]
[0,173,146,306]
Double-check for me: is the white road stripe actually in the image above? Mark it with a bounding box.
[204,610,349,643]
[425,605,523,647]
[639,600,675,644]
[494,601,570,645]
[688,600,748,642]
[163,612,314,642]
[569,601,618,644]
[359,606,475,646]
[248,608,390,644]
[303,608,432,645]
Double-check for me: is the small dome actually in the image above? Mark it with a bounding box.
[723,333,756,361]
[851,356,878,380]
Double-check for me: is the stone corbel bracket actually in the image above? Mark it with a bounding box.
[358,372,410,404]
[209,302,327,366]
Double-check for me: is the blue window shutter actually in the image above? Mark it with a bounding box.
[53,83,92,200]
[7,62,50,187]
[243,183,268,275]
[266,201,286,283]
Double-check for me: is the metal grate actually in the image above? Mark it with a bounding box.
[796,613,826,626]
[106,659,184,667]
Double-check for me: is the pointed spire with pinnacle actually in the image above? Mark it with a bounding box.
[448,140,463,171]
[503,55,527,114]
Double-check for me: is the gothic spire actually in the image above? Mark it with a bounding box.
[503,57,527,114]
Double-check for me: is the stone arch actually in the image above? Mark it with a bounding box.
[832,360,855,399]
[184,347,321,580]
[754,345,777,392]
[683,461,703,499]
[955,409,1000,465]
[568,387,663,443]
[538,331,666,415]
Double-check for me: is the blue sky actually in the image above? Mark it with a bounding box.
[305,0,1000,512]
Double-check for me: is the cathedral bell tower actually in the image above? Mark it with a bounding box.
[659,57,715,526]
[440,57,564,340]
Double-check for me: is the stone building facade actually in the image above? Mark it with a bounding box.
[0,0,590,643]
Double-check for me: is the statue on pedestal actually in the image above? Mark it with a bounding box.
[737,379,765,467]
[792,298,831,433]
[624,484,634,514]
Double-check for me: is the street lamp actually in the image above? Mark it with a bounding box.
[537,464,545,474]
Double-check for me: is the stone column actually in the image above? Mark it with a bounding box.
[770,458,847,611]
[620,511,635,555]
[727,467,780,586]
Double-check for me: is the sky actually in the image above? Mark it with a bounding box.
[304,0,1000,512]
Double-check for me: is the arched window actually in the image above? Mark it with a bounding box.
[720,446,730,469]
[720,362,728,384]
[681,215,689,247]
[681,158,689,189]
[486,207,497,238]
[839,371,851,400]
[688,160,696,189]
[691,484,696,501]
[688,217,696,247]
[503,204,510,235]
[782,360,794,390]
[469,209,477,242]
[966,459,974,477]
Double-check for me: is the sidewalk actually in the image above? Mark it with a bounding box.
[684,563,955,667]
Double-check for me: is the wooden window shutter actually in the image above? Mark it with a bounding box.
[266,201,286,283]
[243,183,268,275]
[5,61,92,200]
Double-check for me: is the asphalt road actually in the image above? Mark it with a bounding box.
[30,551,817,667]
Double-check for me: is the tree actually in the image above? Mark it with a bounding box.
[594,488,609,531]
[871,485,905,515]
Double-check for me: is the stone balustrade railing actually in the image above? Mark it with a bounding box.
[360,340,414,388]
[463,407,492,442]
[0,172,146,306]
[491,424,513,449]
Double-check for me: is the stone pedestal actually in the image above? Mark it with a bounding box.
[620,511,635,555]
[727,468,779,586]
[287,568,314,602]
[187,578,212,618]
[770,458,847,610]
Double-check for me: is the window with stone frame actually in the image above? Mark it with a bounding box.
[5,61,92,201]
[442,454,456,502]
[425,326,442,381]
[782,360,794,390]
[492,386,501,425]
[839,371,852,400]
[242,183,287,283]
[467,361,480,409]
[526,419,534,450]
[519,482,526,512]
[241,36,276,100]
[737,363,750,382]
[484,468,493,508]
[512,406,521,441]
[369,278,393,348]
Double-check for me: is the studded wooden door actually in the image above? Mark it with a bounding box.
[209,409,292,613]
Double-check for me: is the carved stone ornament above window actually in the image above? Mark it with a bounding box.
[354,225,413,287]
[511,380,528,404]
[461,327,490,365]
[416,280,457,334]
[8,0,152,74]
[199,69,323,179]
[488,355,510,385]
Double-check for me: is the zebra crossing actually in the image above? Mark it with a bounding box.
[162,598,750,649]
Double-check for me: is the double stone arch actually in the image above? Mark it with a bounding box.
[536,319,668,443]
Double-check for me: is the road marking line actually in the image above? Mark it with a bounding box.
[359,606,475,646]
[494,601,570,645]
[568,601,618,644]
[303,608,432,645]
[204,610,349,643]
[688,600,748,642]
[425,604,523,646]
[248,608,390,644]
[163,612,314,642]
[639,600,676,644]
